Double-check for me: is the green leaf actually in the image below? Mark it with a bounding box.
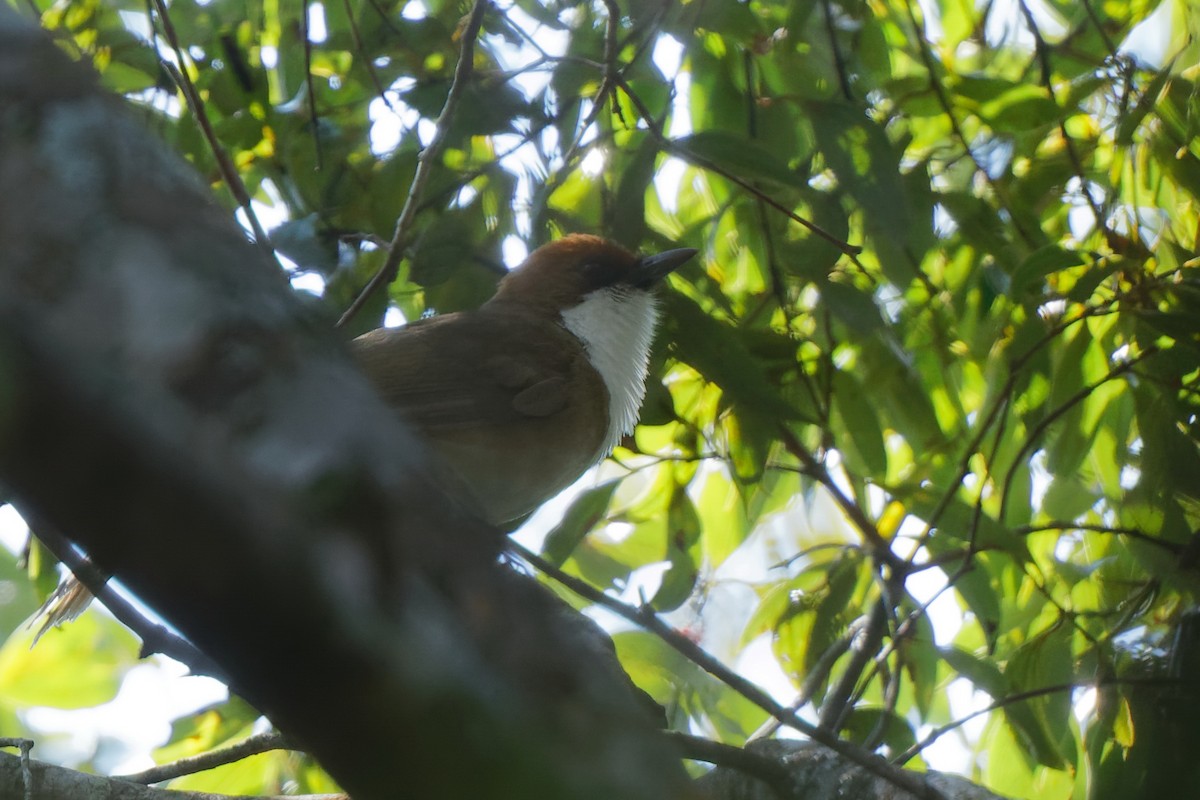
[820,280,885,337]
[941,646,1008,697]
[1002,625,1076,770]
[980,85,1061,133]
[858,340,946,451]
[1042,475,1098,519]
[410,209,500,313]
[806,556,860,675]
[0,612,139,709]
[808,101,925,280]
[541,480,622,566]
[272,214,340,274]
[400,78,529,141]
[831,369,889,478]
[611,629,701,706]
[0,548,39,641]
[663,293,806,424]
[842,706,917,752]
[901,610,939,717]
[1009,245,1085,297]
[674,131,808,189]
[696,466,750,566]
[652,489,702,611]
[610,134,659,246]
[909,488,1029,559]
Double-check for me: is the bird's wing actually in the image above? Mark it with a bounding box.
[350,310,584,432]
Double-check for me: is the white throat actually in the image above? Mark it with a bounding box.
[560,287,661,455]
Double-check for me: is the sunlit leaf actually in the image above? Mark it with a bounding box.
[674,131,808,190]
[542,480,622,567]
[0,612,138,709]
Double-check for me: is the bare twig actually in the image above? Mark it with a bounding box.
[149,0,275,261]
[613,75,865,263]
[997,345,1156,520]
[1077,0,1119,58]
[911,297,1120,553]
[750,608,863,743]
[300,0,324,171]
[817,598,888,733]
[336,0,490,329]
[533,1,629,217]
[362,0,404,37]
[511,543,949,800]
[777,427,901,571]
[1017,0,1110,238]
[889,348,1155,660]
[560,0,621,168]
[901,0,1036,248]
[820,0,854,100]
[1013,521,1182,552]
[340,0,399,115]
[894,675,1182,765]
[116,731,294,785]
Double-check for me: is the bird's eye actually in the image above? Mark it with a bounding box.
[578,260,611,287]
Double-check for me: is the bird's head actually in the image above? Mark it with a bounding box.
[487,234,697,452]
[488,234,697,317]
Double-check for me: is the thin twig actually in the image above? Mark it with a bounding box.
[300,0,324,172]
[613,74,864,262]
[1013,521,1181,553]
[997,345,1156,521]
[911,297,1120,553]
[817,598,888,733]
[116,731,294,784]
[901,0,1036,248]
[894,675,1181,765]
[1077,0,1119,58]
[533,1,627,218]
[749,619,855,741]
[892,350,1156,659]
[510,542,949,800]
[335,0,490,329]
[742,50,803,335]
[862,644,902,751]
[820,0,853,100]
[362,0,404,37]
[149,0,275,262]
[777,427,901,571]
[1016,0,1110,237]
[340,0,399,115]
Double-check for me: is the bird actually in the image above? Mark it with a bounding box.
[351,233,697,525]
[31,234,695,638]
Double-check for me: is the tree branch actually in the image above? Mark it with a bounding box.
[512,544,950,800]
[27,519,226,679]
[149,0,275,261]
[336,0,490,329]
[1,749,345,800]
[116,732,293,785]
